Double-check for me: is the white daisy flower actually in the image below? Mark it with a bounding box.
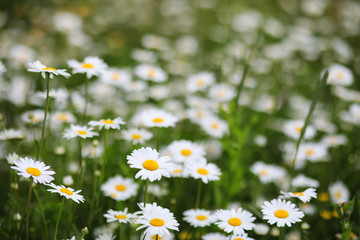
[185,158,221,184]
[208,83,236,102]
[202,233,227,240]
[127,147,175,182]
[283,120,316,140]
[95,233,115,240]
[67,56,108,78]
[143,232,174,240]
[6,152,20,165]
[186,108,213,124]
[296,143,328,162]
[100,68,131,88]
[27,60,71,79]
[136,204,179,237]
[132,49,157,63]
[183,209,217,227]
[170,164,187,178]
[122,128,153,144]
[103,208,137,223]
[140,109,178,128]
[326,64,353,86]
[101,175,138,201]
[0,128,24,140]
[47,183,85,203]
[329,181,350,204]
[199,117,228,138]
[63,124,98,139]
[167,140,206,163]
[321,134,347,147]
[134,64,167,82]
[254,223,270,235]
[88,117,125,130]
[11,157,55,184]
[230,233,254,240]
[292,175,319,188]
[21,110,45,125]
[250,161,286,184]
[51,112,76,126]
[215,208,256,235]
[261,199,304,227]
[281,188,317,203]
[142,35,169,51]
[186,72,215,93]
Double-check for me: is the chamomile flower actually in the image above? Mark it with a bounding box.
[6,152,19,165]
[215,208,256,235]
[296,143,328,162]
[100,68,131,88]
[51,112,76,126]
[329,181,350,204]
[283,120,316,140]
[101,176,138,201]
[122,128,153,144]
[208,83,236,102]
[183,209,217,227]
[27,60,71,79]
[0,128,24,140]
[21,110,44,125]
[321,134,348,147]
[167,140,206,163]
[281,188,317,203]
[185,158,221,184]
[63,124,98,139]
[67,56,107,78]
[89,117,125,130]
[200,117,228,138]
[140,109,178,128]
[230,233,254,240]
[250,161,286,184]
[134,64,167,82]
[11,157,55,184]
[292,175,319,188]
[47,183,85,203]
[326,64,353,86]
[136,204,179,237]
[202,233,227,240]
[127,147,175,182]
[186,72,215,92]
[261,199,304,227]
[104,208,137,223]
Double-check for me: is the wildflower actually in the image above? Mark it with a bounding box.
[215,208,256,235]
[292,175,319,188]
[183,209,216,227]
[21,110,44,125]
[136,204,179,237]
[199,117,228,138]
[0,128,24,140]
[329,181,350,204]
[185,158,221,184]
[296,143,328,162]
[63,124,98,139]
[140,109,178,128]
[103,208,137,223]
[89,117,125,130]
[27,60,71,79]
[67,56,107,78]
[134,64,167,82]
[208,83,236,102]
[11,157,55,184]
[122,128,153,144]
[281,188,317,203]
[100,68,131,88]
[63,175,74,186]
[322,134,347,147]
[326,64,353,86]
[6,152,19,165]
[47,183,85,203]
[127,147,175,182]
[101,176,138,201]
[250,161,286,184]
[167,140,206,163]
[261,199,304,227]
[283,120,316,140]
[230,233,254,240]
[299,203,316,215]
[254,223,270,235]
[202,233,227,240]
[186,72,215,92]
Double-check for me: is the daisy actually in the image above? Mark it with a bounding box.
[101,175,138,201]
[6,152,19,165]
[11,157,55,184]
[199,117,229,138]
[281,188,317,203]
[326,64,353,86]
[103,208,137,223]
[122,128,153,144]
[186,72,215,92]
[89,117,125,130]
[202,233,227,240]
[142,34,169,51]
[170,164,187,178]
[329,181,350,204]
[21,110,44,125]
[63,124,98,139]
[67,56,108,78]
[51,111,76,126]
[27,60,71,79]
[230,233,254,240]
[291,175,319,188]
[296,143,328,162]
[321,134,347,147]
[0,128,24,140]
[183,209,217,227]
[100,68,131,88]
[143,232,174,240]
[127,147,175,182]
[185,158,221,184]
[134,64,167,82]
[283,120,316,140]
[140,109,178,128]
[215,208,256,235]
[167,140,206,163]
[261,199,304,227]
[208,83,236,102]
[47,183,85,203]
[136,204,179,237]
[250,161,286,184]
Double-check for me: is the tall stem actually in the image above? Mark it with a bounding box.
[195,180,202,209]
[25,179,33,240]
[119,224,122,240]
[100,130,108,185]
[144,179,149,207]
[54,198,65,240]
[78,139,83,188]
[33,187,49,239]
[156,234,158,240]
[36,76,50,161]
[82,77,89,125]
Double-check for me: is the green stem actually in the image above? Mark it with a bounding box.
[119,224,122,240]
[156,234,158,240]
[33,187,49,239]
[100,130,108,185]
[25,179,33,240]
[54,198,65,240]
[82,77,89,125]
[144,180,149,207]
[195,180,202,209]
[78,139,83,188]
[279,227,285,240]
[37,76,50,161]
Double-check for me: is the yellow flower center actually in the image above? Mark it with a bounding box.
[131,134,142,140]
[318,192,329,202]
[197,168,208,175]
[259,170,268,176]
[110,193,117,198]
[81,63,94,69]
[150,218,165,227]
[211,123,219,129]
[234,238,244,240]
[57,114,68,121]
[295,126,302,133]
[320,210,331,220]
[336,72,344,79]
[153,118,164,123]
[274,209,289,218]
[173,168,182,174]
[101,119,114,124]
[143,160,159,171]
[151,235,163,240]
[60,188,73,195]
[77,130,87,135]
[147,69,155,78]
[306,149,314,156]
[111,73,120,81]
[336,191,342,198]
[42,67,56,71]
[196,78,204,86]
[26,167,41,176]
[293,192,304,196]
[228,217,242,226]
[115,184,126,191]
[196,215,207,221]
[180,149,192,156]
[115,215,127,219]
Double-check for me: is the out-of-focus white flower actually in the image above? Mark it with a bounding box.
[67,56,107,79]
[326,64,353,86]
[329,181,350,204]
